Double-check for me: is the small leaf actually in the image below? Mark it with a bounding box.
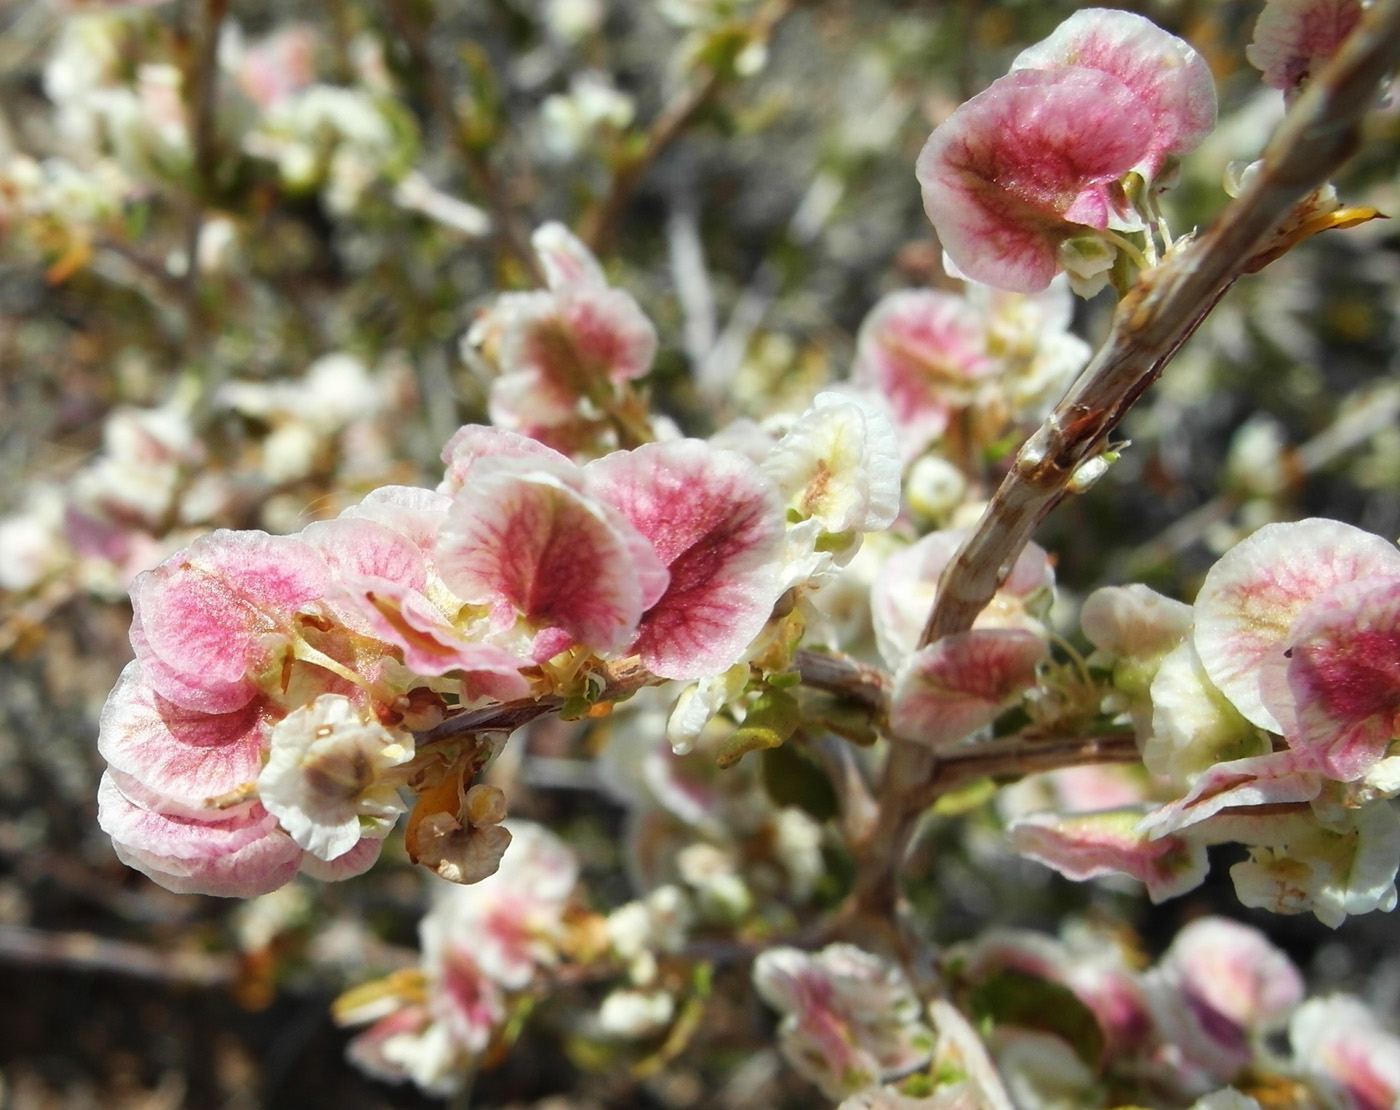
[716,688,800,769]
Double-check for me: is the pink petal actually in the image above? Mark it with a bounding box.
[1286,577,1400,781]
[1246,0,1363,92]
[1009,808,1209,902]
[98,661,268,806]
[347,579,532,697]
[438,424,572,496]
[1011,8,1217,179]
[1137,749,1322,837]
[339,486,451,554]
[301,517,428,592]
[851,290,994,458]
[917,68,1153,293]
[587,441,785,680]
[889,629,1047,746]
[1193,519,1400,733]
[99,773,303,897]
[438,459,666,656]
[131,530,331,713]
[532,221,607,289]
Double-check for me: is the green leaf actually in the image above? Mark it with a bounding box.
[967,969,1104,1071]
[761,742,838,822]
[716,688,800,769]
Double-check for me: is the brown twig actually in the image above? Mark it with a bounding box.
[907,730,1140,812]
[0,923,236,986]
[853,0,1400,923]
[578,0,797,255]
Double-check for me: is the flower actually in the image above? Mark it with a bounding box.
[257,693,412,862]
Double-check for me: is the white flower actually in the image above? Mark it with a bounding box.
[258,694,412,861]
[597,988,676,1039]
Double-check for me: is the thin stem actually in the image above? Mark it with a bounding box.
[1098,227,1151,271]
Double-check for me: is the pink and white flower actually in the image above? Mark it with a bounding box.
[753,943,934,1099]
[1144,916,1302,1081]
[918,9,1215,293]
[1246,0,1364,97]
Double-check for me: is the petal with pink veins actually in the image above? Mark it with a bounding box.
[1008,808,1209,903]
[301,517,428,592]
[1137,749,1323,838]
[130,529,331,713]
[889,629,1047,747]
[1285,576,1400,781]
[1192,518,1400,734]
[587,441,785,680]
[98,661,268,807]
[438,459,667,657]
[1246,0,1363,94]
[1010,8,1217,179]
[917,68,1154,293]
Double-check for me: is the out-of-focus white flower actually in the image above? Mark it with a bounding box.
[597,988,676,1039]
[394,172,491,237]
[246,85,401,212]
[0,487,69,592]
[540,71,635,160]
[677,842,752,922]
[542,0,606,43]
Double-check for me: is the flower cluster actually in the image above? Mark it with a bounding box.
[334,821,590,1096]
[851,278,1091,466]
[1012,518,1400,926]
[94,223,902,895]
